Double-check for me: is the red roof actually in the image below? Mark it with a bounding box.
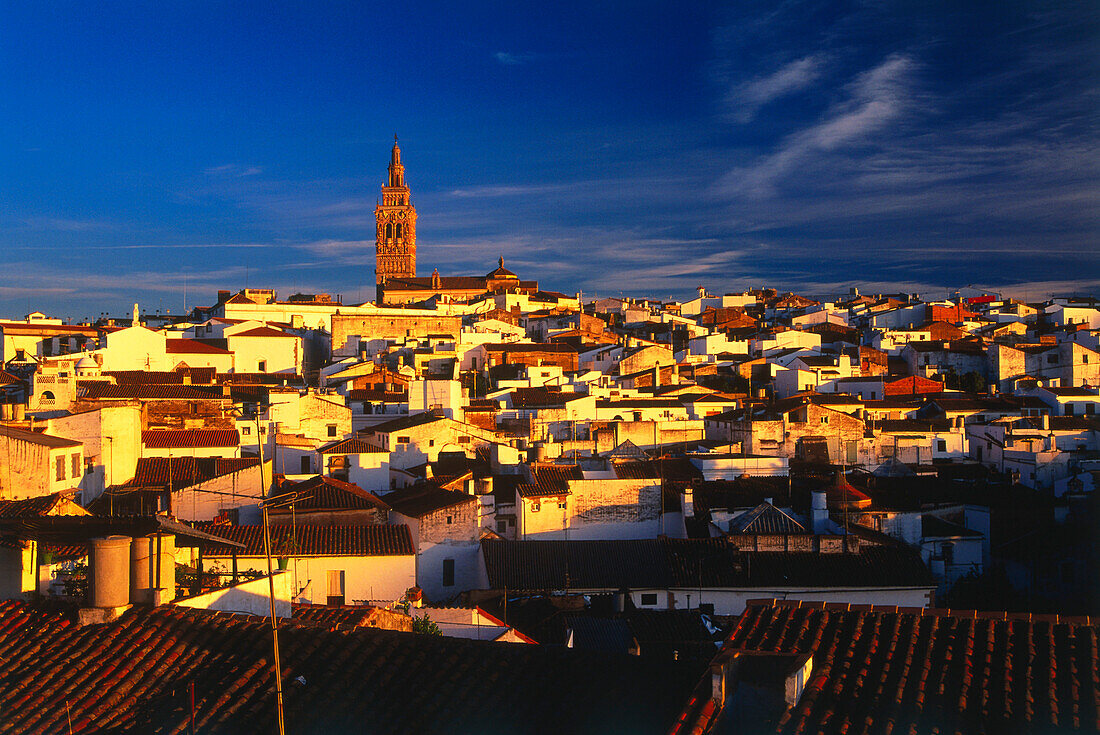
[166,338,232,354]
[884,375,946,396]
[268,475,389,513]
[142,429,240,449]
[230,326,297,338]
[193,521,414,556]
[710,600,1099,734]
[318,437,385,454]
[0,600,698,734]
[123,457,259,488]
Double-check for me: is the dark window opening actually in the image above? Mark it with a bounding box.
[442,559,455,587]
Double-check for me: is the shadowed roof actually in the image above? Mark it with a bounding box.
[0,600,701,734]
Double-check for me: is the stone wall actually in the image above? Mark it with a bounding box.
[332,313,462,357]
[420,499,479,544]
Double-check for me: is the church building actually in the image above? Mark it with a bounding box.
[373,140,539,305]
[375,136,417,285]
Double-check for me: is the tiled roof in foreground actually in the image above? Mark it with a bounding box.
[697,600,1099,734]
[0,600,701,735]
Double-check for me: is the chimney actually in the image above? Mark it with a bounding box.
[811,490,828,534]
[711,661,729,704]
[614,587,627,613]
[130,533,176,606]
[683,487,694,519]
[79,535,133,625]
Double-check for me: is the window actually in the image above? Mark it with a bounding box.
[941,543,954,565]
[820,416,830,425]
[1047,354,1058,364]
[496,520,507,532]
[1088,403,1096,416]
[442,559,455,587]
[530,502,540,513]
[242,425,251,435]
[446,515,453,524]
[558,501,567,509]
[397,436,410,444]
[71,453,81,478]
[458,436,471,444]
[1066,404,1075,416]
[640,593,658,606]
[326,570,345,606]
[428,439,435,447]
[257,361,267,372]
[327,424,338,437]
[84,458,94,475]
[55,456,65,482]
[301,457,311,473]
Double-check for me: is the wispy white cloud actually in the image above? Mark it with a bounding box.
[204,164,263,177]
[728,55,824,123]
[718,54,916,198]
[494,51,538,66]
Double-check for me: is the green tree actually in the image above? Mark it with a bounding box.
[411,614,442,636]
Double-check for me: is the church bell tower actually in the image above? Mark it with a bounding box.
[375,136,417,285]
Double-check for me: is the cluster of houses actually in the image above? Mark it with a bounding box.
[0,274,1096,733]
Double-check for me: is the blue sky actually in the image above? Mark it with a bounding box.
[0,1,1097,320]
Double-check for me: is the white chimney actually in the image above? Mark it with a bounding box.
[682,488,694,519]
[811,490,828,534]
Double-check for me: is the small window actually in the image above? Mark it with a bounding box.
[55,456,66,481]
[458,436,471,444]
[442,559,455,587]
[327,424,338,437]
[326,570,345,606]
[301,456,310,473]
[937,439,947,452]
[397,436,410,444]
[640,593,658,606]
[257,361,267,372]
[558,501,567,509]
[821,416,829,425]
[496,520,507,532]
[71,453,81,478]
[530,502,540,513]
[942,543,954,565]
[1047,354,1058,364]
[446,515,453,524]
[242,425,251,435]
[1066,404,1075,416]
[429,439,435,447]
[84,458,94,475]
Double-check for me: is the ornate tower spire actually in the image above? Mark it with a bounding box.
[388,135,405,187]
[375,136,417,286]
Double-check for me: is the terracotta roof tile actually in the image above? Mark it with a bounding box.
[123,456,259,488]
[142,429,241,448]
[192,522,414,556]
[715,602,1100,734]
[268,475,389,513]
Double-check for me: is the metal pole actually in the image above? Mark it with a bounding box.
[255,409,285,735]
